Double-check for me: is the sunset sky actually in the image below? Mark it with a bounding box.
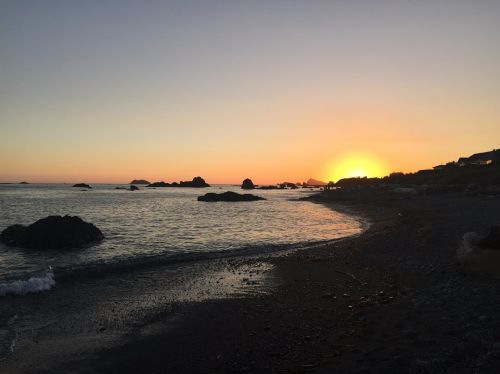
[1,1,499,184]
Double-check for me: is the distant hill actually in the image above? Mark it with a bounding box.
[306,178,327,186]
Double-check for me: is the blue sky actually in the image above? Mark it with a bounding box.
[1,1,499,182]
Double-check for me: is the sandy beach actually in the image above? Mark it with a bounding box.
[19,189,494,373]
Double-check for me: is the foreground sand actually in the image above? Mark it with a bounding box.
[7,189,500,373]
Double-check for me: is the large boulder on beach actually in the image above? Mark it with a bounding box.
[130,185,139,191]
[480,225,500,250]
[241,178,255,190]
[73,183,91,189]
[198,191,266,202]
[0,215,104,250]
[457,227,500,279]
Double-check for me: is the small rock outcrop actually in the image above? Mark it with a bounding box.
[197,191,266,202]
[130,185,139,191]
[147,177,210,188]
[256,185,278,190]
[130,179,150,185]
[19,181,29,184]
[278,182,298,189]
[0,215,104,250]
[73,183,91,189]
[146,181,170,187]
[457,227,500,279]
[180,177,210,188]
[241,178,255,190]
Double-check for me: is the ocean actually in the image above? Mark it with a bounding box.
[0,183,365,368]
[0,183,362,295]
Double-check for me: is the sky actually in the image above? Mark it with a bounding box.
[1,0,499,184]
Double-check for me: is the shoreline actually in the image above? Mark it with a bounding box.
[0,194,360,372]
[85,190,499,373]
[3,190,500,373]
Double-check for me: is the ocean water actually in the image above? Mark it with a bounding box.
[0,184,362,294]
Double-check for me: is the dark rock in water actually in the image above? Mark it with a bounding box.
[179,176,210,188]
[278,182,298,189]
[115,185,138,191]
[73,183,91,189]
[241,178,255,190]
[130,179,150,185]
[0,215,104,249]
[147,177,210,188]
[19,181,29,184]
[198,191,266,202]
[479,225,500,249]
[256,185,278,190]
[146,181,171,187]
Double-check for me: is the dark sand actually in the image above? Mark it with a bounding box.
[5,189,500,373]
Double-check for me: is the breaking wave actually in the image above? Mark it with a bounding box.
[0,268,55,296]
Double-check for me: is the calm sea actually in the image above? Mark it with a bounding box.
[0,184,362,295]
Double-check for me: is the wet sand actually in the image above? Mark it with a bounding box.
[5,189,500,373]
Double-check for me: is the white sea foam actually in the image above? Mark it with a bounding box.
[0,269,55,296]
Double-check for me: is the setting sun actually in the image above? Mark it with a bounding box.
[323,153,389,182]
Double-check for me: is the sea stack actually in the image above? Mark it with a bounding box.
[241,178,255,190]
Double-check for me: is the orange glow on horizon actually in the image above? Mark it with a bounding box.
[322,153,390,183]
